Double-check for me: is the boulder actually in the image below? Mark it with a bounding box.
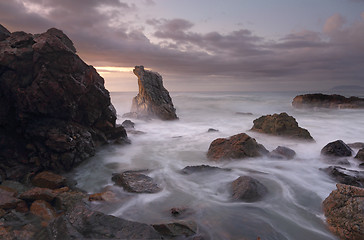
[207,133,268,161]
[30,200,57,222]
[322,184,364,240]
[111,171,162,193]
[321,166,364,187]
[0,188,22,210]
[48,203,163,239]
[207,128,219,132]
[269,146,296,159]
[88,190,118,202]
[251,112,313,140]
[348,142,364,149]
[231,176,268,202]
[251,112,313,141]
[19,187,56,202]
[355,148,364,161]
[121,120,135,129]
[321,140,353,157]
[292,93,364,109]
[0,27,127,177]
[152,221,197,237]
[181,165,229,174]
[123,66,178,120]
[31,171,66,189]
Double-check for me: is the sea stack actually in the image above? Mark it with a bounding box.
[123,66,178,120]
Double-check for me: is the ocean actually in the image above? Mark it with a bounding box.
[69,91,364,240]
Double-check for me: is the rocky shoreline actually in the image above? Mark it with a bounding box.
[1,25,364,239]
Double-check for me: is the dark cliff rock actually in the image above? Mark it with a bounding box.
[123,66,178,120]
[250,112,314,140]
[207,133,268,161]
[321,140,353,157]
[323,184,364,240]
[0,26,127,178]
[292,93,364,109]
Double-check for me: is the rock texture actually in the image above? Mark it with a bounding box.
[112,171,162,193]
[123,66,177,120]
[321,166,364,187]
[231,176,268,202]
[207,133,268,161]
[269,146,296,160]
[292,93,364,109]
[0,26,127,177]
[321,140,353,157]
[355,148,364,161]
[251,112,314,140]
[322,184,364,240]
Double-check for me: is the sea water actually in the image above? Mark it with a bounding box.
[69,91,364,240]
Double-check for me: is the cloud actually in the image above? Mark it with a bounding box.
[323,13,345,34]
[1,1,363,91]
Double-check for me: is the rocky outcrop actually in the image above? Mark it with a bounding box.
[0,26,127,177]
[250,112,314,140]
[321,166,364,187]
[321,140,353,157]
[355,148,364,161]
[322,184,364,240]
[207,133,268,161]
[123,66,177,120]
[231,176,268,202]
[292,93,364,109]
[269,146,296,160]
[112,171,162,193]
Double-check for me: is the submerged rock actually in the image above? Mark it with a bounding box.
[207,133,268,161]
[207,128,219,132]
[355,148,364,161]
[231,176,268,202]
[292,93,364,109]
[152,221,197,237]
[0,26,127,177]
[121,120,135,129]
[123,66,178,120]
[181,165,229,174]
[321,140,353,157]
[112,171,162,193]
[251,112,314,140]
[321,166,364,187]
[323,184,364,240]
[269,146,296,160]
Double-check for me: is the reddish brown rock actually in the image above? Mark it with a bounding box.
[0,188,21,210]
[123,66,178,120]
[207,133,268,161]
[15,200,29,213]
[292,93,364,109]
[322,184,364,240]
[88,190,117,202]
[31,171,66,189]
[251,112,313,140]
[232,176,268,202]
[19,187,56,202]
[30,200,56,222]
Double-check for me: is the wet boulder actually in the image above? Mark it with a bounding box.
[323,184,364,240]
[251,112,313,140]
[269,146,296,160]
[31,171,66,189]
[355,148,364,161]
[207,133,268,161]
[320,166,364,187]
[181,165,229,174]
[121,120,135,129]
[321,140,353,157]
[112,171,162,193]
[152,221,197,238]
[123,66,178,120]
[292,93,364,109]
[231,176,268,202]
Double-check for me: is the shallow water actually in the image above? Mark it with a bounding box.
[69,91,364,240]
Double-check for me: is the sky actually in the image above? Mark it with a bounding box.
[1,0,364,92]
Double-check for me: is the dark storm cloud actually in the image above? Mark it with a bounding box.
[0,0,363,89]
